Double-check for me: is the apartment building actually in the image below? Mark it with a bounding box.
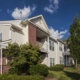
[0,15,70,73]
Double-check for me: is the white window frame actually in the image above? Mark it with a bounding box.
[0,33,2,42]
[50,58,55,66]
[49,40,54,51]
[60,57,63,64]
[59,42,62,51]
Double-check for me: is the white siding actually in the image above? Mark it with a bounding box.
[42,38,65,66]
[30,17,48,32]
[11,25,29,45]
[0,24,11,41]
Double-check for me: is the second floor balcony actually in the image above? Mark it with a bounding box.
[36,26,49,54]
[37,40,48,53]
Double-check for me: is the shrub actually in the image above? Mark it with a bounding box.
[47,71,55,78]
[9,68,18,74]
[49,64,64,71]
[58,75,71,80]
[29,64,49,76]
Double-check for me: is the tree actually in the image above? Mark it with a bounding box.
[3,43,41,74]
[67,16,80,68]
[3,43,20,60]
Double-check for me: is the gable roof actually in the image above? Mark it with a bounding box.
[23,15,50,34]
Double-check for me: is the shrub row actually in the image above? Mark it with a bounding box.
[29,64,49,76]
[49,64,64,71]
[0,74,44,80]
[9,68,18,74]
[9,64,64,76]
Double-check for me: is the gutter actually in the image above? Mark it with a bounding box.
[57,39,65,44]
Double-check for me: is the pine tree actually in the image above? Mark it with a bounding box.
[67,16,80,68]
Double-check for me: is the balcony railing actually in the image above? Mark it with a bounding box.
[37,41,48,53]
[64,49,70,55]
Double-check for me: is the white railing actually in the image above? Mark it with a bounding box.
[37,41,48,53]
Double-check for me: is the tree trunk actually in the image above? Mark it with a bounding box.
[75,59,77,69]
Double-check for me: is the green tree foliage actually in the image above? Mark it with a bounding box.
[3,43,41,74]
[3,43,20,60]
[67,16,80,64]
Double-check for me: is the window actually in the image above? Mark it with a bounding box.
[59,42,62,51]
[39,20,41,24]
[0,33,2,42]
[50,58,55,66]
[60,57,63,64]
[49,40,54,51]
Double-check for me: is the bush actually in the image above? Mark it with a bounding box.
[29,64,49,76]
[47,71,55,78]
[49,64,64,71]
[9,68,18,74]
[58,75,71,80]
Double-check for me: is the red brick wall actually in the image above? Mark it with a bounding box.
[28,24,36,46]
[2,57,10,73]
[3,65,10,73]
[0,57,10,74]
[0,64,1,74]
[2,57,6,65]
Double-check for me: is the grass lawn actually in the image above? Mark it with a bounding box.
[48,65,80,80]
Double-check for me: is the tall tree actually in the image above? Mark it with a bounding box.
[67,16,80,68]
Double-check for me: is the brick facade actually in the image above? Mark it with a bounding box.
[3,65,10,73]
[0,57,10,74]
[28,24,36,46]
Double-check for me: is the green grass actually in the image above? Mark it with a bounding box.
[48,64,80,80]
[0,74,44,80]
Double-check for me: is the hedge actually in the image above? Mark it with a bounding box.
[49,64,64,71]
[29,64,49,76]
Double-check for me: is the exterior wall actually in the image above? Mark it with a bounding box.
[11,25,29,45]
[41,37,48,65]
[56,42,64,64]
[41,37,65,67]
[2,66,10,73]
[0,24,11,41]
[22,25,29,44]
[2,57,10,73]
[0,24,11,74]
[11,27,24,45]
[0,57,10,74]
[30,17,48,33]
[0,21,29,45]
[47,40,57,66]
[28,24,36,46]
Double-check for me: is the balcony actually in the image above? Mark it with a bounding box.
[37,41,48,53]
[64,49,70,55]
